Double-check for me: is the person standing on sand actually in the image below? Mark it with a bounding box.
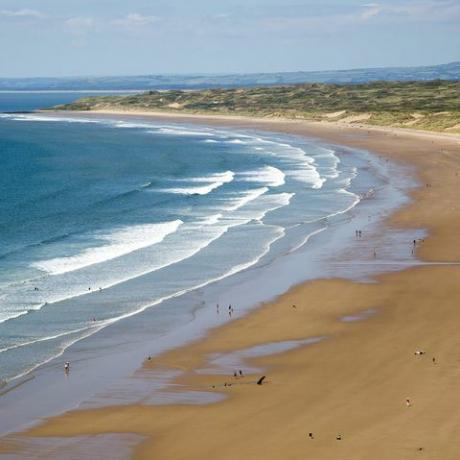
[406,398,411,407]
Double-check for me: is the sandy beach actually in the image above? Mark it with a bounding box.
[2,112,460,460]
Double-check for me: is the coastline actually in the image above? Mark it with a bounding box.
[42,107,460,141]
[2,111,460,459]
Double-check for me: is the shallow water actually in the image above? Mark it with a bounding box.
[0,100,362,385]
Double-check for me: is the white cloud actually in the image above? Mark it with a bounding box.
[358,1,460,23]
[65,16,95,34]
[113,13,158,29]
[252,0,460,37]
[0,9,45,19]
[360,3,382,20]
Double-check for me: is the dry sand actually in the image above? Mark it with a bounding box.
[2,113,460,460]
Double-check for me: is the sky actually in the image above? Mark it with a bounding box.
[0,0,459,78]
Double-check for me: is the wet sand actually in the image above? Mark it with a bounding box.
[2,114,460,459]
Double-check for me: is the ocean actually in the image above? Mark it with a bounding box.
[0,93,367,387]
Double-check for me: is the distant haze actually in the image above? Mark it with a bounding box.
[0,0,459,78]
[0,62,459,91]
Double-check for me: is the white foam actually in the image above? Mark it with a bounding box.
[113,121,156,129]
[289,168,326,189]
[0,325,91,354]
[8,223,288,384]
[156,127,216,137]
[252,138,326,189]
[226,187,269,211]
[315,147,341,179]
[161,171,234,196]
[327,190,361,218]
[32,220,183,275]
[10,115,100,124]
[289,228,328,253]
[0,309,29,325]
[227,139,247,144]
[235,192,295,222]
[239,166,285,187]
[200,213,223,225]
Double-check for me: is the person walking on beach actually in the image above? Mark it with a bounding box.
[64,361,70,373]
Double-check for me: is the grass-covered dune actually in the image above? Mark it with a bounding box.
[54,80,460,133]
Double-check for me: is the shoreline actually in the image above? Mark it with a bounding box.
[2,112,460,459]
[42,107,460,141]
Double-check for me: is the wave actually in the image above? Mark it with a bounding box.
[289,228,328,253]
[289,168,325,189]
[0,309,30,325]
[326,190,361,219]
[112,121,156,129]
[226,187,269,211]
[32,220,183,275]
[200,213,223,225]
[6,325,106,383]
[239,166,285,187]
[253,137,326,189]
[0,231,78,261]
[9,115,100,124]
[5,221,287,384]
[315,147,341,179]
[2,187,290,326]
[155,127,217,137]
[230,192,295,224]
[228,139,247,144]
[0,325,92,354]
[161,171,234,196]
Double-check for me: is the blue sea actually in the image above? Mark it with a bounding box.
[0,93,363,386]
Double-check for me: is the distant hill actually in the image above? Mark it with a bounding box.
[1,62,459,91]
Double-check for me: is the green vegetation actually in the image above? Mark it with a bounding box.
[54,80,460,133]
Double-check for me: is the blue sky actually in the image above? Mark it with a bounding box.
[0,0,459,77]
